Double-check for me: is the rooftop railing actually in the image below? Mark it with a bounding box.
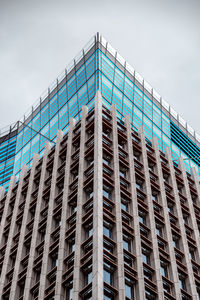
[0,33,199,145]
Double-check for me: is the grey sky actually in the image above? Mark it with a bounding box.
[0,0,200,133]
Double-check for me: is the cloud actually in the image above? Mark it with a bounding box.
[0,0,199,133]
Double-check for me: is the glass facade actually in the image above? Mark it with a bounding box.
[0,33,200,188]
[0,130,17,187]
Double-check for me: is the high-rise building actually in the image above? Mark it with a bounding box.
[0,33,200,300]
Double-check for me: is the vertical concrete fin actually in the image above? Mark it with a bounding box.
[9,152,40,300]
[124,115,145,299]
[54,118,75,300]
[139,128,164,300]
[111,103,125,299]
[72,105,88,300]
[92,90,104,299]
[166,148,198,298]
[23,137,51,300]
[0,162,29,297]
[152,136,181,298]
[38,130,64,300]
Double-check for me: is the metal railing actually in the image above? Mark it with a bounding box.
[0,32,199,146]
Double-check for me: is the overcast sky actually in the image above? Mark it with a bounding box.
[0,0,200,133]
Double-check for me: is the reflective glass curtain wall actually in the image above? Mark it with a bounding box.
[0,33,200,189]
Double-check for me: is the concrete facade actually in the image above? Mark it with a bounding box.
[0,92,200,300]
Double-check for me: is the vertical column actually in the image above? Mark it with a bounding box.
[92,90,104,300]
[192,166,200,212]
[139,128,164,300]
[179,159,200,261]
[192,167,200,259]
[0,165,28,296]
[0,175,16,250]
[38,130,63,300]
[0,186,5,202]
[152,137,181,298]
[111,104,125,300]
[0,185,5,225]
[23,141,51,300]
[124,115,145,299]
[9,153,39,299]
[54,118,75,300]
[0,186,5,233]
[166,148,198,298]
[72,106,88,300]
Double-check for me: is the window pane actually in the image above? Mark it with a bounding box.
[125,283,133,299]
[123,239,130,251]
[103,225,112,238]
[104,269,112,285]
[88,272,92,283]
[69,288,73,299]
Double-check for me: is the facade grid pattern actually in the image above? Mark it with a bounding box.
[0,94,200,299]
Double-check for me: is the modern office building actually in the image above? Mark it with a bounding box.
[0,33,200,300]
